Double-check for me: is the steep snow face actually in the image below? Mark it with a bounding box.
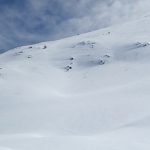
[1,16,150,149]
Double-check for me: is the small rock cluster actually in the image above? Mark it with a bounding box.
[135,42,150,48]
[72,41,96,49]
[63,54,111,72]
[64,57,74,71]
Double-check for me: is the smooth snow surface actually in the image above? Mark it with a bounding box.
[1,16,150,149]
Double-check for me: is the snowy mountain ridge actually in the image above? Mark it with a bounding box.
[1,16,150,150]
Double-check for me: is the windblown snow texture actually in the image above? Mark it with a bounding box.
[0,16,150,149]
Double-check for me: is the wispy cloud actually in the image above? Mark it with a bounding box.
[0,0,149,52]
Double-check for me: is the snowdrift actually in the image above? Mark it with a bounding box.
[1,16,150,149]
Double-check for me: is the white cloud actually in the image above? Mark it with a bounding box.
[0,0,150,51]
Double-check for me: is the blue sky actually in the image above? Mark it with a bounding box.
[0,0,148,52]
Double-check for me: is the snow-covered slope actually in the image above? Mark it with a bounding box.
[1,16,150,149]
